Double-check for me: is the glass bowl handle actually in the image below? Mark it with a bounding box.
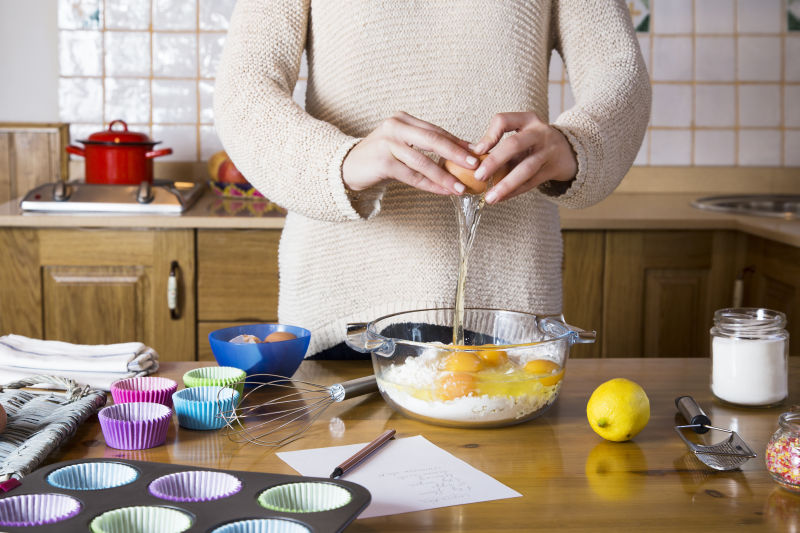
[539,315,597,345]
[345,322,395,356]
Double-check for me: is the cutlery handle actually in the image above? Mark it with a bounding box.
[675,395,711,434]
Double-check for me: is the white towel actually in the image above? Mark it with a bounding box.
[0,334,159,391]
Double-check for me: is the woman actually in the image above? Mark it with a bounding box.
[214,0,650,358]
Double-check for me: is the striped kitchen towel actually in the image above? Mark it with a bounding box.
[0,335,159,391]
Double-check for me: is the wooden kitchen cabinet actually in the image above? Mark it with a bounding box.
[562,231,604,358]
[562,229,746,358]
[743,235,800,347]
[0,227,195,361]
[196,229,281,361]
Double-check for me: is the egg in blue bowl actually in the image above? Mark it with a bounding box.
[208,324,310,382]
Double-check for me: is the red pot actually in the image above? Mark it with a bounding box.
[66,120,172,185]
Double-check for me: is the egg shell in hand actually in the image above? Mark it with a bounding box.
[444,154,509,194]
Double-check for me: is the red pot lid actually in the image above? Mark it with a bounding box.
[81,120,159,145]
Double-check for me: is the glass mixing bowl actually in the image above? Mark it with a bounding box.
[346,307,595,428]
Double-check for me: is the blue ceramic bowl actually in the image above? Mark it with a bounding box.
[208,324,310,381]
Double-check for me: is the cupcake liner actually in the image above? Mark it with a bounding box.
[183,366,246,398]
[257,482,352,513]
[47,461,139,490]
[211,518,311,533]
[111,377,178,408]
[172,386,239,431]
[149,470,242,502]
[99,402,172,450]
[90,506,192,533]
[0,493,82,527]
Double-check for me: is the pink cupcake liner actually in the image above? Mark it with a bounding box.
[149,470,243,502]
[0,493,82,527]
[99,402,172,450]
[111,377,178,408]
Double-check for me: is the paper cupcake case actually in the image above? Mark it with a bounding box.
[0,459,370,533]
[111,377,178,407]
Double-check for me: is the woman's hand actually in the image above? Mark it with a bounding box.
[470,112,578,204]
[342,111,478,195]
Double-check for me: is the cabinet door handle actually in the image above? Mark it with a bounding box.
[168,261,181,320]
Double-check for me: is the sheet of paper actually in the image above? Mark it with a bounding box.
[276,435,521,519]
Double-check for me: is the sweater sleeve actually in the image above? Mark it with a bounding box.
[213,0,381,222]
[541,0,651,209]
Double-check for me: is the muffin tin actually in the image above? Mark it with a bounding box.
[0,458,371,532]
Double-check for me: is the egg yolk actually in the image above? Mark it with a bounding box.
[435,373,475,401]
[476,348,508,367]
[442,351,484,373]
[524,359,564,386]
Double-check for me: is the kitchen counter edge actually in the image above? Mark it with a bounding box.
[0,191,798,247]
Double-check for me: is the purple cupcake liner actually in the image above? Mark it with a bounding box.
[111,377,178,408]
[0,493,82,527]
[99,402,172,450]
[149,470,243,502]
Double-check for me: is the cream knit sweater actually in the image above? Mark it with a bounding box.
[214,0,651,356]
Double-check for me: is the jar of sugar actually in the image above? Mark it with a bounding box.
[710,307,789,407]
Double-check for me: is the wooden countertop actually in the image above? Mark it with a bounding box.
[1,190,799,247]
[45,358,800,532]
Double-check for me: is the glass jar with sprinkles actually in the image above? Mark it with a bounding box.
[765,410,800,493]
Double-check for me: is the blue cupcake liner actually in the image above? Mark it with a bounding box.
[47,462,139,491]
[172,386,239,431]
[211,518,311,533]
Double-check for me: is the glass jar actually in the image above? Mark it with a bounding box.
[765,410,800,492]
[710,308,788,407]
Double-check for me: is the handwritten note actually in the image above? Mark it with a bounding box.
[276,435,521,518]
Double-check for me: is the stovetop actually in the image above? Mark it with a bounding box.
[20,180,205,214]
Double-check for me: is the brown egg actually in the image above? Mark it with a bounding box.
[443,153,509,194]
[0,404,6,434]
[264,331,297,343]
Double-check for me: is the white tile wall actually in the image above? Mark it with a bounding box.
[651,129,693,165]
[57,0,800,168]
[653,37,694,81]
[653,0,693,33]
[739,130,782,166]
[652,84,693,127]
[738,37,782,81]
[695,84,736,127]
[786,85,800,127]
[695,0,735,34]
[739,85,781,127]
[695,130,736,165]
[737,0,783,33]
[695,37,736,81]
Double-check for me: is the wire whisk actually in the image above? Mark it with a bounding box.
[217,374,378,447]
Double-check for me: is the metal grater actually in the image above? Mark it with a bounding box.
[674,396,756,471]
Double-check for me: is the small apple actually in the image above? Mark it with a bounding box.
[218,158,248,184]
[208,150,229,180]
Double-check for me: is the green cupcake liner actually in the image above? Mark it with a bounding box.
[183,366,246,397]
[257,482,352,513]
[90,505,192,533]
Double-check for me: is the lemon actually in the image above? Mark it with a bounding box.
[586,378,650,442]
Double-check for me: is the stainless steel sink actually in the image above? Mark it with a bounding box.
[691,194,800,219]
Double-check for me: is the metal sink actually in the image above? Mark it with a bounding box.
[691,194,800,220]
